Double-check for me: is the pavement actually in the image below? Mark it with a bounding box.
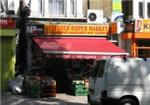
[0,92,89,105]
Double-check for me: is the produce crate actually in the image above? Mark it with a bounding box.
[26,76,56,98]
[73,86,88,96]
[72,80,88,96]
[26,80,40,98]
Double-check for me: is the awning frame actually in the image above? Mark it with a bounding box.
[43,50,129,56]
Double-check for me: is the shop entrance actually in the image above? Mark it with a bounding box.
[31,51,94,94]
[44,58,94,93]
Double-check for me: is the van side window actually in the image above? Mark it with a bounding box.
[89,61,99,77]
[97,60,106,77]
[90,60,106,77]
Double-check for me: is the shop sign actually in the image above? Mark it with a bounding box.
[44,24,110,36]
[0,19,16,29]
[46,54,113,59]
[112,0,122,13]
[135,19,150,32]
[26,24,44,34]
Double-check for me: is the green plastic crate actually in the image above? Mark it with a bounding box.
[74,88,88,96]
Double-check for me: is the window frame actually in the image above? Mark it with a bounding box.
[44,0,79,18]
[139,2,143,18]
[90,60,106,78]
[48,0,65,17]
[147,2,150,18]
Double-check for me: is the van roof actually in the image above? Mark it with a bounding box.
[96,57,150,62]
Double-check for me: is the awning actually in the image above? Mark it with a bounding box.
[32,37,128,59]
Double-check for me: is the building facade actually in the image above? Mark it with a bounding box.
[4,0,112,19]
[122,0,150,57]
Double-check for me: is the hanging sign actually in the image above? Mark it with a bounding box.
[0,19,16,29]
[44,24,110,36]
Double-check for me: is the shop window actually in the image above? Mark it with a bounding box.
[137,39,150,47]
[137,39,150,58]
[138,49,150,58]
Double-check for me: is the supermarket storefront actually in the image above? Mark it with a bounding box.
[27,22,128,94]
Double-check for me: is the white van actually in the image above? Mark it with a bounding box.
[88,57,150,105]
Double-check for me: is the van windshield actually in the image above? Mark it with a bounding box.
[90,60,106,77]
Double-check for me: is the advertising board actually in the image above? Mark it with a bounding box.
[135,19,150,32]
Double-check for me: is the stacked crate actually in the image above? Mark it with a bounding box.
[26,76,41,98]
[72,80,88,96]
[40,79,56,97]
[26,76,56,98]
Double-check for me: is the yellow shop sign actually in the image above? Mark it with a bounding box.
[44,24,110,36]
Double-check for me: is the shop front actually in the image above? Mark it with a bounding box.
[26,22,128,95]
[122,19,150,57]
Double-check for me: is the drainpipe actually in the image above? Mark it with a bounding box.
[87,0,90,9]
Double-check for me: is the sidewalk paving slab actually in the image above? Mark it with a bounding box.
[0,92,89,105]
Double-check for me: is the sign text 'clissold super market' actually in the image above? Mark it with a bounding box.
[26,23,110,36]
[44,24,110,36]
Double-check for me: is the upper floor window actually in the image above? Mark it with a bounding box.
[47,0,77,17]
[139,2,143,18]
[3,0,83,18]
[29,0,45,17]
[38,0,43,16]
[70,0,77,16]
[48,0,65,17]
[147,2,150,18]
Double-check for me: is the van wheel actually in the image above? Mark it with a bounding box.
[119,98,137,105]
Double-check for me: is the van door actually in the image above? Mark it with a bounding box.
[140,60,150,105]
[89,60,106,102]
